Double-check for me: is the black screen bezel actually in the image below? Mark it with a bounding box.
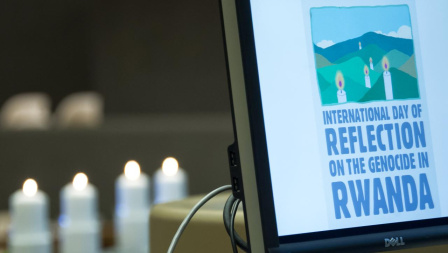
[233,0,280,250]
[232,0,448,251]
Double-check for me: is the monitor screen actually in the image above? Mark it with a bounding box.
[250,0,448,238]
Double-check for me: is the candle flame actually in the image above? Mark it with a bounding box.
[364,65,369,76]
[369,57,373,63]
[124,160,141,181]
[73,173,88,191]
[382,56,390,71]
[162,157,179,177]
[23,179,38,197]
[335,71,345,90]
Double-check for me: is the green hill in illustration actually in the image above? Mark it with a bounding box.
[317,72,332,93]
[358,74,387,102]
[315,53,333,68]
[359,68,419,102]
[374,49,410,70]
[317,56,382,89]
[399,54,417,78]
[320,75,371,105]
[334,44,386,67]
[391,68,420,99]
[314,32,414,63]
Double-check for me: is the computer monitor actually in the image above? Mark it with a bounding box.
[221,0,448,252]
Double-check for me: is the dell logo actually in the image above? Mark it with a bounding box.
[385,237,405,247]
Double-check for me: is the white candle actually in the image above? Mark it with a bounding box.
[337,90,347,103]
[9,179,52,253]
[115,160,150,253]
[364,65,371,88]
[154,157,188,204]
[383,71,393,100]
[59,173,100,253]
[359,41,362,50]
[382,56,394,100]
[369,57,374,70]
[335,71,347,104]
[365,76,371,88]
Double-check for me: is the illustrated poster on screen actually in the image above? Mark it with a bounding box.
[307,4,441,228]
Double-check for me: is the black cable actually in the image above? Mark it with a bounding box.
[230,198,241,253]
[223,194,248,251]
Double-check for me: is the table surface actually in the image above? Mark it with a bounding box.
[150,194,448,253]
[0,198,447,253]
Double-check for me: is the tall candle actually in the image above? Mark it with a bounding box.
[335,71,347,104]
[115,160,150,253]
[9,179,52,253]
[59,173,100,253]
[369,57,374,70]
[359,41,362,50]
[364,65,371,88]
[382,56,394,100]
[154,157,188,204]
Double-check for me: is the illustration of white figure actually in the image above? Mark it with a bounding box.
[382,56,393,100]
[364,65,371,88]
[369,57,374,70]
[359,42,362,50]
[335,71,347,103]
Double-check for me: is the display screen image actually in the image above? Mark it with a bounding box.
[312,6,419,105]
[249,0,448,237]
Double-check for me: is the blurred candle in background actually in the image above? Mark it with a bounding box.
[9,179,52,253]
[115,160,150,253]
[154,157,188,204]
[59,173,100,253]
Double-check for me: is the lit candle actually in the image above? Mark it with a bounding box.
[154,157,188,204]
[364,65,371,88]
[115,160,150,253]
[335,71,347,104]
[9,179,52,253]
[382,56,394,100]
[369,57,374,70]
[359,41,362,50]
[59,173,100,253]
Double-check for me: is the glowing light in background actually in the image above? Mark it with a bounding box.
[162,157,179,177]
[23,179,38,197]
[73,173,88,191]
[124,160,141,181]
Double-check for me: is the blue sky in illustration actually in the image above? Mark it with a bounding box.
[311,5,412,46]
